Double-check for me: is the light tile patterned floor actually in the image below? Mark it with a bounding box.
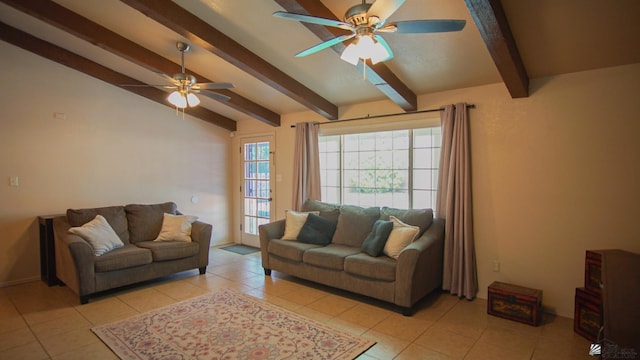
[0,247,593,359]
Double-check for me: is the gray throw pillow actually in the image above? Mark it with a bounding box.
[297,214,336,246]
[361,220,394,257]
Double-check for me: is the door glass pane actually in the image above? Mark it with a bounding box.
[242,139,271,236]
[244,143,256,161]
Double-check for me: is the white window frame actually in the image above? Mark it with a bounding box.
[318,117,441,210]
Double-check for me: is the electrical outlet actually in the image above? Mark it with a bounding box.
[492,260,500,272]
[9,176,19,187]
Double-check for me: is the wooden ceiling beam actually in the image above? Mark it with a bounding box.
[0,22,236,131]
[122,0,339,120]
[1,0,279,127]
[464,0,529,98]
[274,0,417,111]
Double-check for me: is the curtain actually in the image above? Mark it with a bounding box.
[292,122,321,211]
[436,103,478,300]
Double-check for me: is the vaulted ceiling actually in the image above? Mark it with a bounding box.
[1,0,639,131]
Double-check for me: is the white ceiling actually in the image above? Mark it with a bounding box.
[1,0,639,125]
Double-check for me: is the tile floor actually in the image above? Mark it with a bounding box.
[0,247,593,359]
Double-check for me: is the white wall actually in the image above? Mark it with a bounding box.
[234,63,640,317]
[0,41,233,286]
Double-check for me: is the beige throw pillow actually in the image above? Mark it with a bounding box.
[282,210,319,240]
[383,216,420,259]
[68,215,124,256]
[154,213,198,242]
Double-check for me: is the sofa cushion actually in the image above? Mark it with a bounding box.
[125,202,177,243]
[135,241,199,261]
[344,253,397,282]
[303,244,361,271]
[302,200,341,223]
[68,215,124,256]
[297,214,336,245]
[381,207,433,237]
[268,239,322,262]
[154,213,198,242]
[67,205,129,244]
[94,244,152,272]
[361,219,394,257]
[332,205,380,247]
[384,216,420,259]
[282,210,318,240]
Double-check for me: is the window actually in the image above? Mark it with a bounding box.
[319,126,441,210]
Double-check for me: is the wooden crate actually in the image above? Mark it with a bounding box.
[574,287,602,342]
[487,281,543,326]
[585,250,602,295]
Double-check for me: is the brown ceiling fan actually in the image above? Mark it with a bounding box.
[122,41,234,108]
[273,0,466,65]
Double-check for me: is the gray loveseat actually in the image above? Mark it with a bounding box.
[53,202,212,304]
[259,200,444,315]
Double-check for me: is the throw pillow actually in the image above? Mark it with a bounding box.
[68,215,124,256]
[383,216,420,259]
[297,213,336,245]
[361,220,394,257]
[282,210,319,240]
[154,213,198,242]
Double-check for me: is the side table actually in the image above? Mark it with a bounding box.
[38,215,62,286]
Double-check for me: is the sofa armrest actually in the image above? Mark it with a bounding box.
[191,221,212,268]
[258,219,286,271]
[53,217,96,296]
[394,218,445,308]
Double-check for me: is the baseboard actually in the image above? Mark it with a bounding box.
[0,276,40,288]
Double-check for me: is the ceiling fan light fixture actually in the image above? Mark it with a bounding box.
[339,35,391,66]
[168,90,187,108]
[186,92,200,107]
[340,42,360,65]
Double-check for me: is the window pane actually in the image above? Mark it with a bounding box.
[344,134,359,152]
[244,216,257,235]
[344,152,359,169]
[244,198,256,216]
[257,161,269,179]
[244,180,256,197]
[257,180,269,198]
[245,162,257,179]
[244,143,256,161]
[257,199,270,218]
[257,142,269,160]
[318,126,440,209]
[376,151,393,170]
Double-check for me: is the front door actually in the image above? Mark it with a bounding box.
[240,136,274,247]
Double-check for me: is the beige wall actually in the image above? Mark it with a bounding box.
[0,42,233,286]
[235,63,640,317]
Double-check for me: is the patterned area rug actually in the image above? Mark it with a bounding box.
[92,289,375,359]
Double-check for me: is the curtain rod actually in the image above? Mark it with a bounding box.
[290,103,475,127]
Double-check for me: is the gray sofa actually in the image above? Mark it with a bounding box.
[259,200,445,315]
[53,202,212,304]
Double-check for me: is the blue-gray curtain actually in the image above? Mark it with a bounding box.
[436,103,478,300]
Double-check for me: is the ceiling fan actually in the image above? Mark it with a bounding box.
[273,0,466,65]
[122,41,234,108]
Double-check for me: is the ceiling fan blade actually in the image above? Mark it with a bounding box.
[373,35,394,62]
[295,33,356,57]
[197,90,231,102]
[273,11,353,31]
[367,0,405,24]
[378,19,466,34]
[119,84,176,89]
[193,82,234,90]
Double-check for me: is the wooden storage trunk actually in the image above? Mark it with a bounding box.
[487,281,543,326]
[574,287,602,342]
